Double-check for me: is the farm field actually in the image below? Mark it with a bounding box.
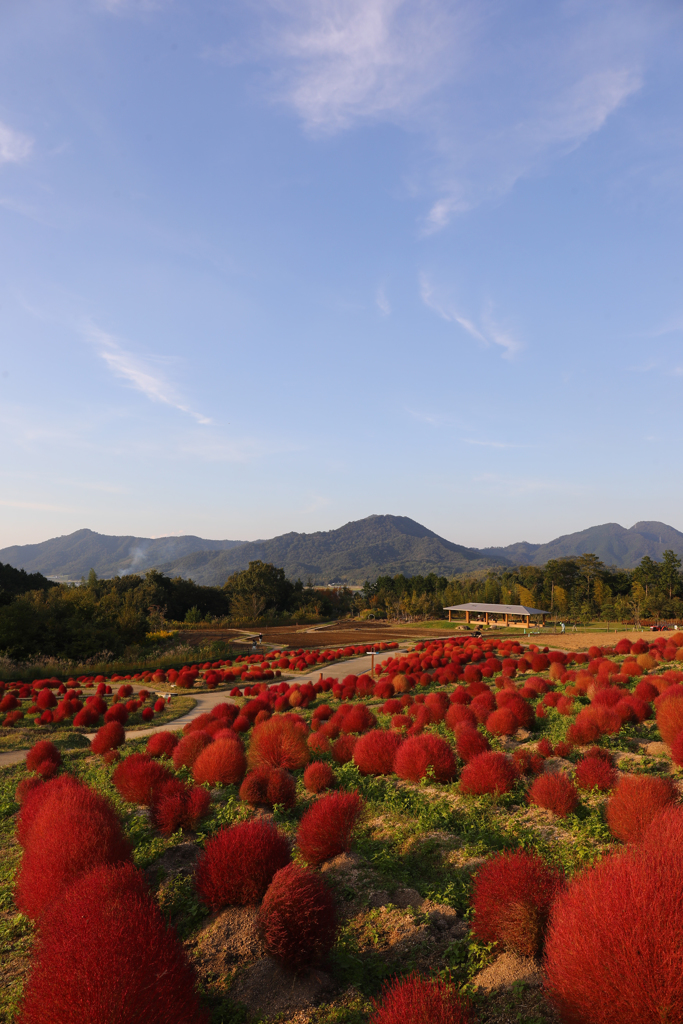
[2,631,683,1024]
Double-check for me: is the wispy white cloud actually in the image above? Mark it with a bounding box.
[84,323,213,425]
[419,273,521,359]
[251,0,653,228]
[376,284,391,316]
[0,121,33,165]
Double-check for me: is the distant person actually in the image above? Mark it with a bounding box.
[560,622,565,634]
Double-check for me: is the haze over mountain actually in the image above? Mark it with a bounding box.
[1,518,682,587]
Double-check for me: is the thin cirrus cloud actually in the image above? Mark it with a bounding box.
[419,273,521,359]
[0,121,33,165]
[255,0,651,228]
[85,323,213,425]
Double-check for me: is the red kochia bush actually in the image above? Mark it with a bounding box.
[259,863,337,969]
[544,819,683,1024]
[172,731,213,770]
[394,734,457,783]
[460,752,515,796]
[248,716,309,771]
[369,972,470,1024]
[297,791,363,865]
[112,753,172,805]
[455,726,491,762]
[353,729,403,775]
[656,692,683,746]
[195,820,291,909]
[472,851,564,957]
[16,775,81,847]
[239,766,297,809]
[606,774,677,843]
[145,730,178,758]
[485,707,519,736]
[17,862,207,1024]
[445,703,477,731]
[90,721,125,755]
[303,761,336,793]
[192,738,247,786]
[15,780,131,919]
[152,779,211,836]
[575,754,617,791]
[332,734,357,764]
[527,772,578,817]
[25,741,61,777]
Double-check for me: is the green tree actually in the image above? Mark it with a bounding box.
[223,560,295,614]
[659,550,682,600]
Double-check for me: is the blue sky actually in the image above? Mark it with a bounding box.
[1,0,683,550]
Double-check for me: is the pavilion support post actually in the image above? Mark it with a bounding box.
[526,615,530,628]
[505,613,509,627]
[448,610,452,622]
[466,610,470,624]
[485,612,489,625]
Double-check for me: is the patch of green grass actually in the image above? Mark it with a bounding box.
[156,873,209,939]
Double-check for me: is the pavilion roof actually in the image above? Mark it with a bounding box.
[443,602,549,615]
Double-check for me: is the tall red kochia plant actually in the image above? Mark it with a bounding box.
[605,774,677,843]
[14,779,131,920]
[393,734,457,783]
[25,741,61,778]
[258,863,337,969]
[152,779,212,836]
[369,972,471,1024]
[352,729,403,775]
[195,820,291,909]
[471,851,564,957]
[192,737,246,786]
[111,753,173,805]
[296,790,363,865]
[16,863,207,1024]
[248,716,310,771]
[543,807,683,1024]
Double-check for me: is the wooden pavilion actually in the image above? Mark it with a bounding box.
[443,602,549,628]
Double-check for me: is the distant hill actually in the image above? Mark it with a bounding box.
[477,521,683,568]
[154,515,508,585]
[2,517,682,587]
[0,529,242,580]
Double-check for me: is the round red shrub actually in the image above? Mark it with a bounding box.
[15,780,131,919]
[671,731,683,767]
[25,741,61,776]
[15,777,43,806]
[239,766,297,809]
[353,729,403,775]
[104,703,128,725]
[259,863,337,969]
[192,738,247,786]
[455,726,491,763]
[445,704,477,731]
[303,761,336,793]
[544,828,683,1024]
[369,972,470,1024]
[606,774,677,843]
[17,861,207,1024]
[656,693,683,746]
[575,754,617,791]
[536,738,553,757]
[394,734,457,783]
[90,721,125,755]
[195,819,291,909]
[460,752,515,796]
[527,772,578,817]
[145,730,178,758]
[112,753,172,805]
[472,850,564,957]
[152,780,211,836]
[331,734,357,764]
[470,690,496,723]
[248,716,309,771]
[340,704,377,734]
[172,731,213,770]
[297,790,363,865]
[485,707,518,736]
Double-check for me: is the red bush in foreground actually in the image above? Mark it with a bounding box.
[195,819,291,909]
[145,730,178,758]
[606,774,676,843]
[394,734,457,783]
[460,752,515,796]
[25,741,61,777]
[248,716,309,771]
[90,721,125,755]
[353,729,403,775]
[16,776,80,847]
[259,863,337,969]
[192,738,246,786]
[303,761,336,793]
[471,851,564,957]
[239,766,296,809]
[172,731,213,770]
[15,780,131,919]
[544,816,683,1024]
[331,734,357,764]
[527,773,578,817]
[369,972,470,1024]
[297,790,363,865]
[17,862,207,1024]
[152,780,211,836]
[455,726,491,763]
[112,753,172,805]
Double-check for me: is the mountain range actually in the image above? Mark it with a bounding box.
[1,517,682,586]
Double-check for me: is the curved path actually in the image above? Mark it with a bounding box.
[0,646,408,768]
